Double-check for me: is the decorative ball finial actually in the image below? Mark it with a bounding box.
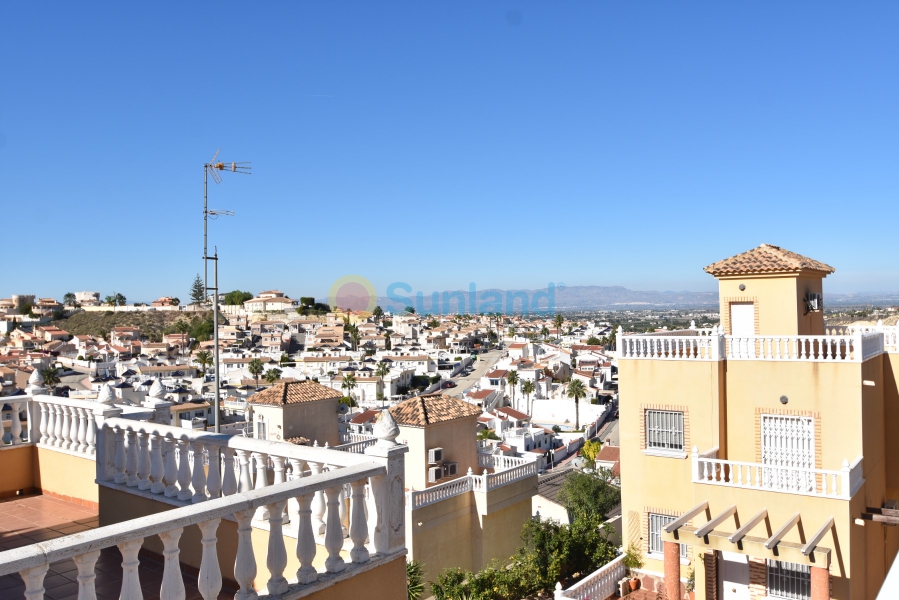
[97,384,116,405]
[373,410,400,447]
[149,379,166,400]
[28,369,44,386]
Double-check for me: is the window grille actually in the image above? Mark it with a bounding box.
[767,560,811,600]
[645,410,684,451]
[648,514,687,558]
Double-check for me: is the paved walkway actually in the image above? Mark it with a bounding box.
[449,349,502,399]
[0,496,236,600]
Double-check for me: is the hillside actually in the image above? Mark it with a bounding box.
[47,310,213,342]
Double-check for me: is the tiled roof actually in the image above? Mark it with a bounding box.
[596,445,620,463]
[704,244,835,277]
[349,409,380,424]
[485,370,508,379]
[389,393,482,428]
[249,380,341,406]
[495,406,529,421]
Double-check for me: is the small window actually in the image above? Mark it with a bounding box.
[648,514,687,558]
[767,560,810,600]
[645,410,684,451]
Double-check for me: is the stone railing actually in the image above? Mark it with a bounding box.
[477,454,530,470]
[407,461,538,509]
[692,447,864,499]
[33,396,124,458]
[618,328,725,361]
[554,554,625,600]
[725,331,886,362]
[0,395,31,446]
[0,460,405,600]
[334,437,377,454]
[826,324,899,352]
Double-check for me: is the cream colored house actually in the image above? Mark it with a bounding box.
[618,245,899,600]
[248,380,341,446]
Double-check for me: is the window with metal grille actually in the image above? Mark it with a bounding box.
[645,410,684,451]
[648,514,688,558]
[767,560,810,600]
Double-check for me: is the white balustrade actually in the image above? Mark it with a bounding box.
[691,447,864,499]
[618,327,724,361]
[0,455,400,600]
[7,396,121,455]
[554,554,625,600]
[406,461,538,509]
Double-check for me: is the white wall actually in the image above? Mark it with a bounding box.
[530,398,607,428]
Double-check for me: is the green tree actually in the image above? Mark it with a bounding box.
[248,358,265,388]
[384,331,391,350]
[506,370,520,411]
[63,293,76,306]
[224,290,254,305]
[540,325,550,340]
[427,318,439,329]
[521,379,535,415]
[338,395,357,408]
[350,329,361,351]
[586,336,602,346]
[477,428,500,441]
[404,306,415,314]
[170,297,180,306]
[341,374,357,400]
[264,368,282,385]
[279,352,291,366]
[195,350,212,375]
[372,305,383,320]
[406,560,424,600]
[580,439,602,464]
[300,297,315,307]
[190,274,206,305]
[554,313,564,342]
[566,378,587,430]
[375,362,390,380]
[507,325,517,338]
[40,367,61,388]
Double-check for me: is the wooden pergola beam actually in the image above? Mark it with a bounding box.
[802,517,834,556]
[695,505,737,538]
[664,501,709,534]
[729,509,767,544]
[765,512,800,550]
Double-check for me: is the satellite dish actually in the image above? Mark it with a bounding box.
[337,403,350,415]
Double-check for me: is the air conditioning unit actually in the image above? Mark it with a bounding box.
[428,466,443,483]
[428,447,444,464]
[443,462,458,477]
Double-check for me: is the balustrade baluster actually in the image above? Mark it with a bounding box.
[117,538,144,600]
[177,440,192,501]
[196,519,222,600]
[266,500,289,594]
[252,452,269,519]
[19,563,49,600]
[338,484,349,537]
[296,494,318,584]
[38,402,48,444]
[350,480,370,563]
[44,403,56,446]
[206,446,222,499]
[324,486,347,573]
[113,427,126,484]
[60,405,72,449]
[68,406,81,450]
[150,433,165,494]
[126,430,140,487]
[158,528,185,600]
[137,432,152,490]
[236,449,253,493]
[191,442,208,503]
[287,458,304,526]
[309,459,326,534]
[85,409,96,455]
[8,401,22,445]
[72,550,100,600]
[52,404,64,447]
[736,464,743,486]
[76,407,89,452]
[221,448,238,496]
[164,436,179,497]
[233,509,258,600]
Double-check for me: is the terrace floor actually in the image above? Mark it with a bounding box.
[0,495,236,600]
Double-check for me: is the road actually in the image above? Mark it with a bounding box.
[448,349,502,399]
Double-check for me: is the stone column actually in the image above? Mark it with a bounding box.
[811,566,829,600]
[664,541,681,600]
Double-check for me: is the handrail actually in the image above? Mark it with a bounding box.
[0,463,383,577]
[556,554,625,600]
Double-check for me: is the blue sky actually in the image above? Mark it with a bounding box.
[1,2,897,303]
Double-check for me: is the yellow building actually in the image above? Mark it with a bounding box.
[248,380,341,446]
[618,244,899,600]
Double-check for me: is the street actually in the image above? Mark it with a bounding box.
[448,348,502,399]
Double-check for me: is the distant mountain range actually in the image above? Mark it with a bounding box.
[360,285,899,313]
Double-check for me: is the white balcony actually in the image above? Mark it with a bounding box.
[691,447,864,500]
[406,461,538,509]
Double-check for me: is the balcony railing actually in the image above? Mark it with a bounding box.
[477,454,530,470]
[554,554,625,600]
[0,412,408,600]
[618,326,889,363]
[692,447,864,499]
[406,461,538,509]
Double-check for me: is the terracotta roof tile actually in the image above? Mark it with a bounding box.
[704,244,835,277]
[248,380,341,406]
[389,393,481,427]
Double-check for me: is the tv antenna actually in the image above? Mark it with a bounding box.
[203,149,250,291]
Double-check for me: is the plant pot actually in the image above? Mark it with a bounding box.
[628,578,639,591]
[687,592,695,600]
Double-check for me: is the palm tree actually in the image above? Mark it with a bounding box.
[279,352,290,366]
[350,329,361,351]
[195,350,212,376]
[554,314,564,342]
[63,293,76,307]
[264,368,282,385]
[372,306,383,322]
[567,378,587,431]
[506,370,519,411]
[521,379,535,415]
[507,326,516,339]
[540,326,550,341]
[375,362,390,380]
[248,358,265,388]
[40,367,60,389]
[341,374,357,401]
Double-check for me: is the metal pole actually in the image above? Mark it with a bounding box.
[203,166,208,296]
[212,251,220,433]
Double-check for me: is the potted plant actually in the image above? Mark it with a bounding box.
[622,543,644,591]
[686,567,695,600]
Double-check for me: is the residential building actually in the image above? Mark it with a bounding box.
[248,380,342,446]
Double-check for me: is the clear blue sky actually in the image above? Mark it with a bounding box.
[2,2,897,303]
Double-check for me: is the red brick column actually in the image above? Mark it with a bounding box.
[811,566,829,600]
[664,541,681,600]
